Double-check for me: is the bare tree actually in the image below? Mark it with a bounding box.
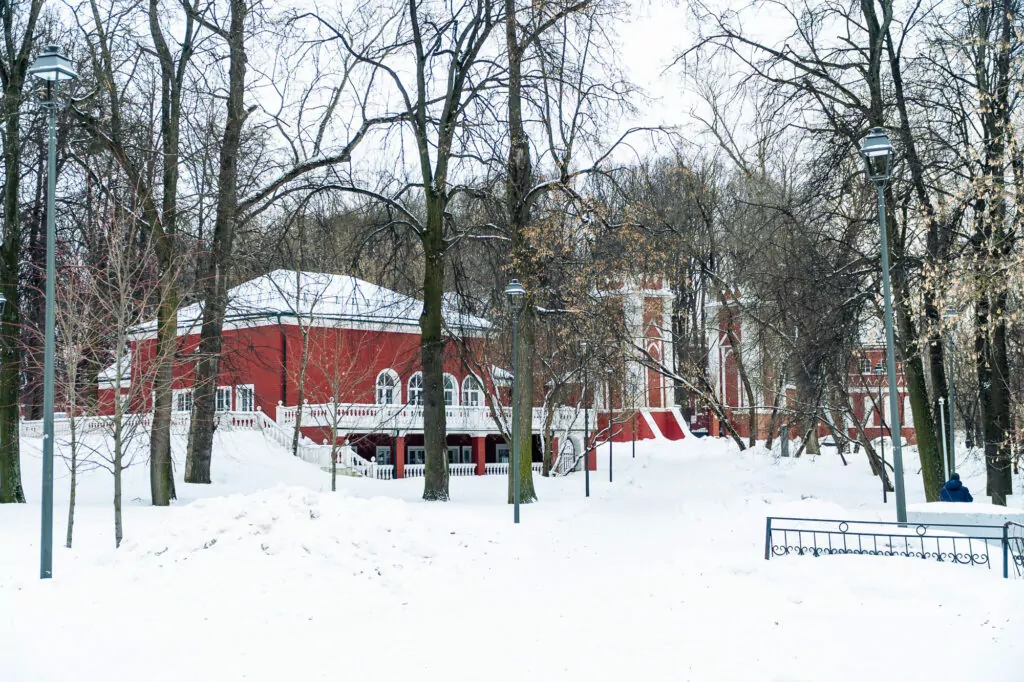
[0,0,44,504]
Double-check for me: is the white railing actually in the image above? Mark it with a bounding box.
[404,464,426,478]
[276,401,596,437]
[22,408,568,480]
[481,462,543,476]
[450,463,476,477]
[19,408,367,477]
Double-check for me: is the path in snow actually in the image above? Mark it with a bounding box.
[1,434,1022,681]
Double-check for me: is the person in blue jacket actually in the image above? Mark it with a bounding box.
[939,472,973,502]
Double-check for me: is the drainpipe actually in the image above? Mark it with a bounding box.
[278,313,288,405]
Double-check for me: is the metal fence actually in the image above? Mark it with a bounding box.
[765,516,1024,579]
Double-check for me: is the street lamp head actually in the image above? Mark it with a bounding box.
[28,45,78,83]
[504,278,526,315]
[860,127,893,185]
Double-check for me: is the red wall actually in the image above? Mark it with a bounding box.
[115,322,484,417]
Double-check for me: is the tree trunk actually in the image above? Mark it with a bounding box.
[149,288,178,504]
[66,413,78,548]
[0,84,24,503]
[504,0,538,503]
[986,290,1012,504]
[291,329,310,457]
[185,0,248,484]
[420,195,449,501]
[510,308,538,502]
[114,415,124,548]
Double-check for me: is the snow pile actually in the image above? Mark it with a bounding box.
[5,434,1024,682]
[118,486,481,575]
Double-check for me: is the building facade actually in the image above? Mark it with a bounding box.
[97,270,690,477]
[706,296,916,444]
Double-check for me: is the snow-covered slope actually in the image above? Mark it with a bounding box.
[2,434,1022,681]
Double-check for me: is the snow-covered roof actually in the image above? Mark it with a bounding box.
[98,353,131,387]
[133,270,489,337]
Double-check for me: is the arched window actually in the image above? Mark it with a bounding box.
[462,375,483,407]
[443,373,458,406]
[376,369,399,405]
[408,373,424,406]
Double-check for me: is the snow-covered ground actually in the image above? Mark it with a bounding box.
[2,430,1023,681]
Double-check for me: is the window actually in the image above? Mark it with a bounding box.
[860,359,871,375]
[375,445,392,465]
[236,385,255,412]
[461,445,473,463]
[215,386,232,412]
[443,374,458,406]
[376,370,399,405]
[407,447,425,464]
[873,362,884,374]
[408,373,424,406]
[447,445,460,462]
[496,444,510,463]
[173,388,193,413]
[462,375,483,407]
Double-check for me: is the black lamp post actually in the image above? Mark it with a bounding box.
[860,127,906,524]
[29,45,78,579]
[943,306,957,475]
[505,279,526,524]
[580,340,589,498]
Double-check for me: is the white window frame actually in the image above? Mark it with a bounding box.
[376,369,400,406]
[375,445,392,465]
[215,386,232,412]
[407,446,425,465]
[446,445,461,462]
[496,444,510,463]
[461,445,473,463]
[236,384,255,412]
[173,388,193,413]
[408,372,424,406]
[462,375,483,407]
[443,373,458,406]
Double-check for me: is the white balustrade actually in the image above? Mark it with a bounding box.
[484,463,509,475]
[404,464,426,478]
[282,401,595,437]
[449,463,476,477]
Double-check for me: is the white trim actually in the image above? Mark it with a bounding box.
[408,372,424,406]
[407,446,425,464]
[215,386,232,412]
[443,373,459,406]
[462,375,483,407]
[376,369,400,405]
[172,388,193,413]
[236,384,255,412]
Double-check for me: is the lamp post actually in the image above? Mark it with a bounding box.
[943,306,957,475]
[860,127,906,524]
[580,341,589,498]
[505,279,526,524]
[938,396,948,481]
[29,45,78,579]
[607,368,614,483]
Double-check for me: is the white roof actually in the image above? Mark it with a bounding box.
[133,270,489,337]
[98,353,131,386]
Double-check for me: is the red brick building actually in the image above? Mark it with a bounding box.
[97,270,690,477]
[706,297,915,444]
